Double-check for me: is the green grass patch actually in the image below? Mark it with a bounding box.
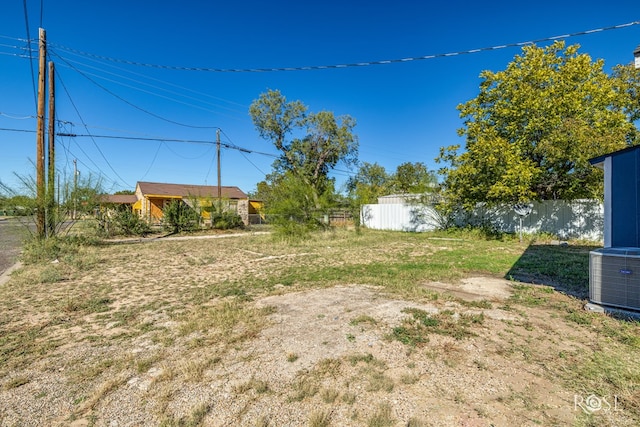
[508,283,553,307]
[392,307,484,346]
[506,244,595,293]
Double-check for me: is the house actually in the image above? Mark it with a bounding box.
[134,181,250,225]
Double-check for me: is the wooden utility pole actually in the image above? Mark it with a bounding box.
[35,28,47,239]
[47,60,55,237]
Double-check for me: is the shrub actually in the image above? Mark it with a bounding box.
[162,200,200,233]
[210,211,244,230]
[112,209,151,236]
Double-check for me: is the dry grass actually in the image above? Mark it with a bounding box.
[0,228,638,426]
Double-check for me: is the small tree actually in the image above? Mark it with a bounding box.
[346,162,390,205]
[250,89,358,220]
[390,162,438,194]
[260,171,335,235]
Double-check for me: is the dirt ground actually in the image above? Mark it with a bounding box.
[0,231,635,426]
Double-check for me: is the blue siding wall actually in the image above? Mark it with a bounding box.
[610,149,640,247]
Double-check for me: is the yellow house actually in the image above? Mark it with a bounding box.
[134,181,250,225]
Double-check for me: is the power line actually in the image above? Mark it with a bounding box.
[0,34,30,42]
[0,125,272,156]
[0,112,36,119]
[0,127,35,133]
[58,132,278,156]
[0,51,30,59]
[0,125,357,180]
[52,51,218,129]
[219,128,268,176]
[139,142,162,182]
[50,45,247,112]
[48,20,640,73]
[22,0,37,108]
[50,51,239,119]
[56,72,132,188]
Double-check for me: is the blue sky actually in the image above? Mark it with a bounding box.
[1,1,639,196]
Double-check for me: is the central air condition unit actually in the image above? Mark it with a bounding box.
[590,247,640,311]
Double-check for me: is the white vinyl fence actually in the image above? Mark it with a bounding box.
[361,199,604,241]
[361,203,440,232]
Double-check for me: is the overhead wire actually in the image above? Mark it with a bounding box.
[0,112,36,120]
[56,71,131,188]
[0,34,30,42]
[22,0,37,108]
[50,51,241,120]
[0,127,34,133]
[50,45,247,113]
[47,20,640,73]
[219,128,268,177]
[51,51,219,129]
[138,142,162,182]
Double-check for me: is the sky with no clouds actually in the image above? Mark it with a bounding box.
[1,0,639,195]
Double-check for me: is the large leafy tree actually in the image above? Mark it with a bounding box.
[250,89,358,221]
[612,63,640,134]
[391,162,438,194]
[437,41,637,209]
[346,162,390,204]
[347,161,438,204]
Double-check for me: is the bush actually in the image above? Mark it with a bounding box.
[210,211,244,230]
[272,218,315,238]
[112,210,151,236]
[162,200,200,233]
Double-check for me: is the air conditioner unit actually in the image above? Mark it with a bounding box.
[590,248,640,311]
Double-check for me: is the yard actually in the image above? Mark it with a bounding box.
[0,227,638,426]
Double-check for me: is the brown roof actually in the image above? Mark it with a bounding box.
[137,181,248,199]
[100,194,138,204]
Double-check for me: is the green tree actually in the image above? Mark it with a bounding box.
[259,171,337,234]
[437,41,637,209]
[390,162,437,194]
[249,89,358,224]
[347,162,390,204]
[612,63,640,139]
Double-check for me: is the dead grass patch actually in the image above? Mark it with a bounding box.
[0,229,638,426]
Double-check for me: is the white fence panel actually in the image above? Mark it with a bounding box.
[362,199,604,241]
[361,203,439,232]
[462,199,603,241]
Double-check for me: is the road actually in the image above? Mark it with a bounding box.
[0,218,31,276]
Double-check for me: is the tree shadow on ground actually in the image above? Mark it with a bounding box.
[505,243,601,299]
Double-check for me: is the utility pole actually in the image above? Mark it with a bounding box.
[35,28,47,238]
[47,60,55,237]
